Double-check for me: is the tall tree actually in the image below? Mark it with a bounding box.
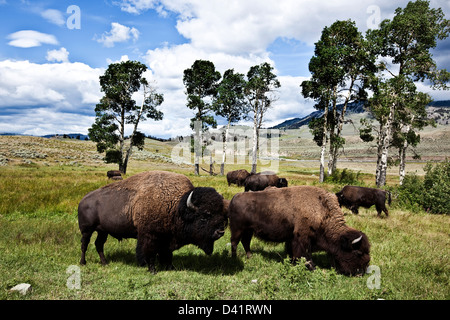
[301,20,376,182]
[366,0,449,186]
[183,59,221,175]
[244,62,280,174]
[213,69,248,175]
[88,60,164,174]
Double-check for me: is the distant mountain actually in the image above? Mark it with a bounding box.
[41,133,90,140]
[271,101,367,130]
[271,100,450,129]
[0,132,90,140]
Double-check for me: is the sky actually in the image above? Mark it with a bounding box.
[0,0,449,138]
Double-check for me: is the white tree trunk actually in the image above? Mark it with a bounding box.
[251,113,258,174]
[376,103,395,187]
[221,121,231,176]
[319,105,329,183]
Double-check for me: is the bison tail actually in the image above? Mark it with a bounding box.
[387,191,392,206]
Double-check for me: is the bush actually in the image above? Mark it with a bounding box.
[397,160,450,214]
[422,160,450,214]
[324,168,363,185]
[396,174,425,213]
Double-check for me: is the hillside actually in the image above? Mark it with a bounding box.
[272,100,450,130]
[0,135,183,170]
[1,120,449,174]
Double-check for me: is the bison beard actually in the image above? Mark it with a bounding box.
[78,171,228,273]
[228,186,371,276]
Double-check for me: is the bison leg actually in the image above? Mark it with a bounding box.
[241,230,254,259]
[350,205,359,215]
[230,229,243,258]
[158,250,174,270]
[375,203,389,217]
[80,231,93,265]
[291,233,315,271]
[95,231,109,265]
[137,234,158,273]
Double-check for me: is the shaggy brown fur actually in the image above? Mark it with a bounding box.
[229,186,370,276]
[78,171,228,272]
[226,169,251,186]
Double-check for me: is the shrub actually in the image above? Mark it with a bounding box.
[395,173,425,213]
[396,160,450,214]
[422,160,450,214]
[324,168,363,185]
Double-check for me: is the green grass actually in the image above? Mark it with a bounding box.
[0,165,449,300]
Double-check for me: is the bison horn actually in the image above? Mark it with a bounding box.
[187,191,196,210]
[351,235,363,245]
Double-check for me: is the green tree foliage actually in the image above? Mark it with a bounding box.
[301,19,376,182]
[365,0,449,186]
[88,60,164,174]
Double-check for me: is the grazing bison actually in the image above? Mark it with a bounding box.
[336,185,391,217]
[244,173,288,192]
[228,186,370,276]
[227,169,251,187]
[78,171,229,272]
[107,170,122,179]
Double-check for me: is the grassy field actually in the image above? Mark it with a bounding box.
[0,135,449,300]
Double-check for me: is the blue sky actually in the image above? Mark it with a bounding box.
[0,0,449,138]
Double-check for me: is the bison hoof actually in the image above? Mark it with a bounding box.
[246,252,252,259]
[80,259,86,265]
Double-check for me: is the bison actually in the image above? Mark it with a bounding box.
[243,173,288,191]
[226,169,251,187]
[336,185,391,217]
[106,170,122,179]
[78,170,229,273]
[228,186,370,276]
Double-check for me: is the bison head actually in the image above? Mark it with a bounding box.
[178,187,228,255]
[333,229,371,276]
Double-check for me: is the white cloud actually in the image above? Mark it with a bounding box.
[0,59,103,135]
[7,30,58,48]
[106,55,130,65]
[46,47,70,63]
[41,9,65,26]
[0,59,102,115]
[96,22,140,47]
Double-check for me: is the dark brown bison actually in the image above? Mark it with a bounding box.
[243,173,288,191]
[78,171,229,272]
[107,170,122,179]
[226,169,251,186]
[336,185,391,217]
[228,186,370,276]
